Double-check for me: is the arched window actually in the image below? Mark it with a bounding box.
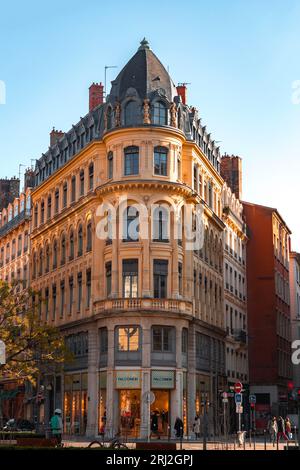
[39,248,43,276]
[152,101,167,125]
[78,225,83,256]
[86,222,92,252]
[32,252,37,279]
[107,151,113,179]
[124,100,137,126]
[69,230,74,260]
[88,162,94,190]
[154,146,168,176]
[124,146,139,176]
[61,234,66,265]
[34,204,38,228]
[106,107,112,130]
[152,206,170,242]
[45,244,50,273]
[53,239,58,269]
[123,206,139,242]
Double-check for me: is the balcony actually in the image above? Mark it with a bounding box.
[0,210,31,238]
[94,297,193,316]
[232,329,247,344]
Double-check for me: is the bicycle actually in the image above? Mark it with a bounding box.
[88,434,128,449]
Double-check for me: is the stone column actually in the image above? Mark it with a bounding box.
[171,213,179,298]
[187,323,196,434]
[86,326,98,437]
[105,327,116,437]
[111,234,118,298]
[140,323,151,439]
[141,208,151,297]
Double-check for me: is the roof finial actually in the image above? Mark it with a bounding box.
[139,38,150,51]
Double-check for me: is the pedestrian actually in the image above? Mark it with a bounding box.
[50,409,63,446]
[193,415,201,439]
[285,417,293,440]
[150,411,159,439]
[268,416,278,446]
[277,416,288,443]
[174,416,184,439]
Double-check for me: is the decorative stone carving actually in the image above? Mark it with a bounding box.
[143,99,151,124]
[114,101,121,127]
[170,102,177,127]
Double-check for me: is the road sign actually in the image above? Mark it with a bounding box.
[249,394,256,404]
[235,393,242,404]
[0,340,5,365]
[222,392,228,399]
[234,382,243,394]
[222,398,229,403]
[236,405,243,414]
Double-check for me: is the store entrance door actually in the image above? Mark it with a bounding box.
[150,390,170,438]
[119,390,141,438]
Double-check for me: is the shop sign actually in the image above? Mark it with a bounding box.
[0,389,19,400]
[151,370,175,389]
[115,371,141,389]
[0,340,5,364]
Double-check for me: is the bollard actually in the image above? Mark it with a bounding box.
[253,432,256,451]
[234,438,236,450]
[277,436,279,451]
[243,433,246,451]
[264,430,267,451]
[249,429,252,448]
[180,427,183,450]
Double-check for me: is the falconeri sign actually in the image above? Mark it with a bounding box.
[0,340,5,365]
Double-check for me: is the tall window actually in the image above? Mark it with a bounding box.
[41,200,45,224]
[152,206,169,242]
[154,146,168,176]
[117,327,139,351]
[106,262,112,297]
[38,248,43,276]
[122,259,138,298]
[63,182,68,208]
[153,259,168,298]
[178,262,183,295]
[78,225,83,256]
[77,272,82,312]
[69,230,74,260]
[123,206,139,242]
[86,222,92,252]
[124,146,139,176]
[152,101,167,125]
[60,281,65,318]
[80,170,85,196]
[69,276,74,315]
[106,107,112,129]
[89,163,94,190]
[152,326,174,352]
[45,244,50,273]
[53,239,57,269]
[124,100,137,126]
[108,151,113,179]
[55,189,59,214]
[86,269,91,308]
[17,235,22,257]
[52,284,56,320]
[71,176,76,202]
[34,204,38,228]
[47,195,52,219]
[61,234,66,265]
[45,287,49,321]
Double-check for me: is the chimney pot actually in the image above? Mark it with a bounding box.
[89,82,104,111]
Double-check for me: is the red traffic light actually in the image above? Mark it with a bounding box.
[288,381,294,391]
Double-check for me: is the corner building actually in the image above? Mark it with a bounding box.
[31,40,226,438]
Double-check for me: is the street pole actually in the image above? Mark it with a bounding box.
[223,400,227,449]
[203,395,207,451]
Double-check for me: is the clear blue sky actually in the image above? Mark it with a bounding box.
[0,0,300,249]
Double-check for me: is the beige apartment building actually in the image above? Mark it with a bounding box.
[30,40,228,439]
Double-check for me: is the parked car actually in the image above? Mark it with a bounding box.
[3,418,34,431]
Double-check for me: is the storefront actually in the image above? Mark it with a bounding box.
[150,370,175,437]
[116,371,141,438]
[98,371,107,434]
[63,372,88,435]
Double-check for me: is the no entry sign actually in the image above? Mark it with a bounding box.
[234,382,243,393]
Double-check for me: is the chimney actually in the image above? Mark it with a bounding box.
[177,84,187,105]
[24,168,35,190]
[89,82,104,111]
[220,155,243,200]
[50,128,65,146]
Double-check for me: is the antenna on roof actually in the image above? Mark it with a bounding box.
[104,65,118,101]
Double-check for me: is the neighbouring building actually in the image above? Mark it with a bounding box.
[0,187,32,422]
[242,201,292,427]
[221,178,248,432]
[0,177,20,212]
[289,252,300,387]
[30,39,227,439]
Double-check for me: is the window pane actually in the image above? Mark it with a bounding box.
[153,328,162,351]
[128,327,139,351]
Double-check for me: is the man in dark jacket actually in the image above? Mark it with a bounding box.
[277,416,288,443]
[174,417,184,438]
